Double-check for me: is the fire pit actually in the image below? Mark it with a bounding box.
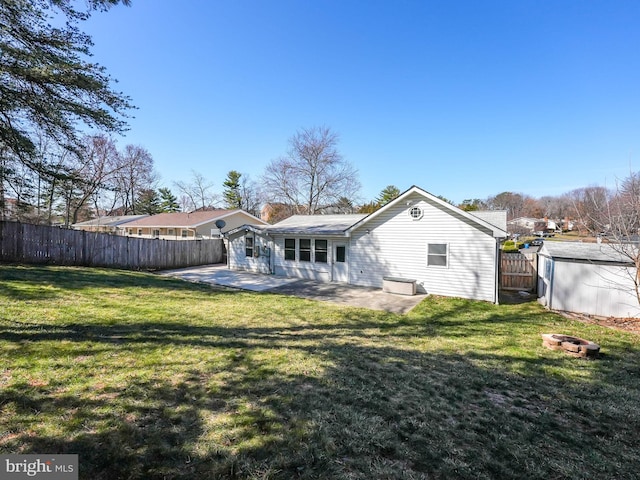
[541,334,600,358]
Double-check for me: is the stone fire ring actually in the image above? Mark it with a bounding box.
[541,333,600,358]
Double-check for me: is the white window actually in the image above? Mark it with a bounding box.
[152,229,160,238]
[284,238,296,261]
[427,243,448,267]
[181,230,188,238]
[299,239,311,262]
[245,236,254,257]
[409,206,423,220]
[314,240,328,263]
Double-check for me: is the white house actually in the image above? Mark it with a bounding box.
[226,186,507,303]
[537,242,640,318]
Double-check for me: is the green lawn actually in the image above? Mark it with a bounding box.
[1,265,639,479]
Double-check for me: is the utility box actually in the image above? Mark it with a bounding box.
[383,277,417,296]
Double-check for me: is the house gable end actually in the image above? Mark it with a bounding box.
[349,186,506,238]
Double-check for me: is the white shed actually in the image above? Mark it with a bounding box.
[537,242,640,318]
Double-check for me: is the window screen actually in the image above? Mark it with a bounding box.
[427,243,448,267]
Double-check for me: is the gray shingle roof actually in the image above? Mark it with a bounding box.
[540,242,635,264]
[265,214,367,235]
[470,210,507,232]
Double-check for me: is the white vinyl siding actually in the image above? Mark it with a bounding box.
[349,192,497,302]
[539,257,640,318]
[227,230,271,274]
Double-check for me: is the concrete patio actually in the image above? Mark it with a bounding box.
[159,264,427,314]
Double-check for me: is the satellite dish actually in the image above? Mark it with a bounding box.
[215,220,226,229]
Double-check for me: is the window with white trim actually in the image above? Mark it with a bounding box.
[245,236,254,257]
[315,240,328,263]
[409,206,423,220]
[299,239,311,262]
[284,238,296,261]
[427,243,448,267]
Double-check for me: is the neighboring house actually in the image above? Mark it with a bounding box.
[537,242,640,318]
[508,217,565,235]
[122,209,266,240]
[507,217,538,234]
[533,217,559,235]
[71,215,149,234]
[226,186,508,303]
[260,203,306,224]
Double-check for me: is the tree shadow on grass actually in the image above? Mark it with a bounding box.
[1,313,640,479]
[0,264,226,300]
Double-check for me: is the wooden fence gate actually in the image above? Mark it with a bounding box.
[500,251,537,292]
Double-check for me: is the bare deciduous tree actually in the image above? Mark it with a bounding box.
[485,192,528,220]
[174,171,218,211]
[262,126,360,215]
[567,185,611,234]
[64,135,120,223]
[112,145,157,214]
[570,174,640,306]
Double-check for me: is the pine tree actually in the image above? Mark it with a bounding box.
[135,189,161,215]
[223,170,243,209]
[0,0,133,174]
[158,187,180,212]
[375,185,401,207]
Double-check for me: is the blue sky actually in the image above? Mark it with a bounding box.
[83,0,640,204]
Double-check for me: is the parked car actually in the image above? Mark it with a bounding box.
[530,238,544,247]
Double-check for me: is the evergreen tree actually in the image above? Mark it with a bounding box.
[0,0,133,174]
[135,189,161,215]
[223,170,243,209]
[158,187,180,212]
[358,201,378,214]
[375,185,401,207]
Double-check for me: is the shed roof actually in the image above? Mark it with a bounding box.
[540,242,635,264]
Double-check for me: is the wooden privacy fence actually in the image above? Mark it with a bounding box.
[0,221,223,270]
[500,251,537,292]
